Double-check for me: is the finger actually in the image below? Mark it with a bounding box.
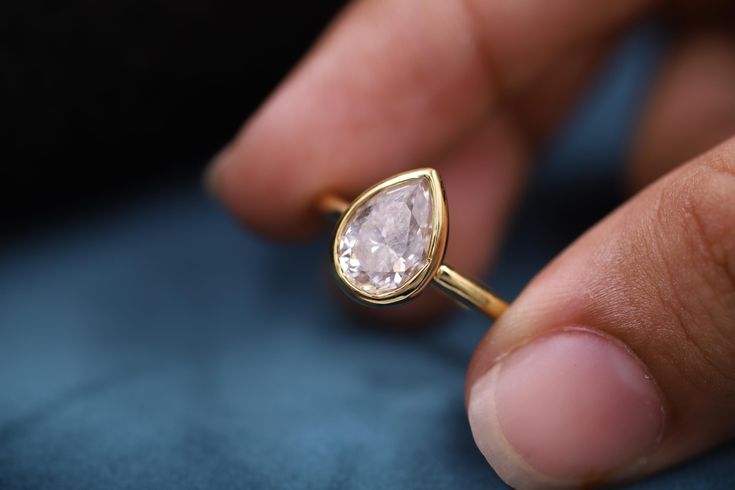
[466,136,735,488]
[629,32,735,190]
[358,40,613,324]
[207,0,651,237]
[444,38,616,277]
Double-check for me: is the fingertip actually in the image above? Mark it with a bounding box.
[206,148,324,239]
[203,145,231,196]
[468,329,664,488]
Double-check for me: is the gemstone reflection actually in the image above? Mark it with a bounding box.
[337,177,434,295]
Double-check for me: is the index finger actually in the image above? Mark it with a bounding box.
[207,0,651,237]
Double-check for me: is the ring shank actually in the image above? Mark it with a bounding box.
[433,264,508,319]
[317,194,349,216]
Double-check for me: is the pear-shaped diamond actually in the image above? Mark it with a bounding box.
[337,176,434,295]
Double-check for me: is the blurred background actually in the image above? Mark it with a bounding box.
[1,2,734,489]
[1,0,343,236]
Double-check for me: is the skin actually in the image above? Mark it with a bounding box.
[207,0,735,487]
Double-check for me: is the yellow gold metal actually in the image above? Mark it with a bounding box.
[433,264,508,319]
[317,194,349,215]
[325,168,508,320]
[331,168,447,306]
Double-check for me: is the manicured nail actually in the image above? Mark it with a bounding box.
[468,329,664,488]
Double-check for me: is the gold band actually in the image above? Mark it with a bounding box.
[433,264,508,319]
[316,193,349,216]
[319,173,508,320]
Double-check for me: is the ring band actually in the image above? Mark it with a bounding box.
[319,168,508,319]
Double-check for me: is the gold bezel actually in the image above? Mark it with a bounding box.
[331,168,449,307]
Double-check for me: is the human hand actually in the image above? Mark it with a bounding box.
[206,1,735,487]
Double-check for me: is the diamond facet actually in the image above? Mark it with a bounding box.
[337,176,435,295]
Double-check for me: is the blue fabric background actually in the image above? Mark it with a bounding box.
[1,24,733,489]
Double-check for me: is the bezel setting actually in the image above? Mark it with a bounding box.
[331,168,448,306]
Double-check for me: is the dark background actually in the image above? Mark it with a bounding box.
[1,0,344,236]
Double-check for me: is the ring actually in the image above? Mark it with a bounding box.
[319,168,508,319]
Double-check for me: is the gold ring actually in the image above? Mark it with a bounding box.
[319,168,508,319]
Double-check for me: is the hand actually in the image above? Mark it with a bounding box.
[206,1,735,487]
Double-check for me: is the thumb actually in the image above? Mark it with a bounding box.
[466,136,735,488]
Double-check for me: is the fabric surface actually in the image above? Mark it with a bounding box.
[1,24,734,490]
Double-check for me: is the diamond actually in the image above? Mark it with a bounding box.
[337,176,435,295]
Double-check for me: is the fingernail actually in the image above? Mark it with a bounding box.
[468,329,664,488]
